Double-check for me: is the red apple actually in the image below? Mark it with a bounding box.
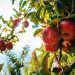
[13,18,21,28]
[5,41,13,49]
[62,41,71,47]
[45,43,58,52]
[42,27,60,44]
[22,20,29,28]
[62,41,71,53]
[0,40,6,51]
[59,19,75,41]
[62,46,71,53]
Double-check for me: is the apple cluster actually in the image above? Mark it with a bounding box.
[0,18,29,52]
[0,39,13,51]
[42,19,75,53]
[13,18,29,28]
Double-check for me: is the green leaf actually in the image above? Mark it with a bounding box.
[63,59,75,75]
[27,12,34,18]
[1,16,8,24]
[0,63,4,71]
[30,12,39,24]
[8,64,13,72]
[13,8,18,13]
[35,44,44,52]
[2,27,9,32]
[23,68,28,75]
[40,52,49,75]
[70,47,75,54]
[37,6,44,16]
[18,26,26,33]
[43,1,50,5]
[13,8,21,17]
[0,15,2,19]
[44,10,50,22]
[29,50,40,74]
[69,68,75,75]
[12,35,19,42]
[19,0,23,6]
[48,54,55,68]
[33,28,43,37]
[19,6,23,12]
[22,1,28,8]
[51,72,58,75]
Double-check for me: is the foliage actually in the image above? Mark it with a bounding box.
[12,0,75,75]
[0,64,4,71]
[4,46,29,75]
[27,44,75,75]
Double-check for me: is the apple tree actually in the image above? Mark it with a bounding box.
[13,0,75,75]
[0,0,75,75]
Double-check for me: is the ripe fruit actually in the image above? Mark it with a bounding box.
[5,41,13,49]
[62,41,71,47]
[42,27,60,44]
[22,20,29,28]
[62,41,71,53]
[13,18,21,28]
[62,46,71,53]
[59,19,75,41]
[42,27,59,52]
[45,43,58,52]
[0,40,6,51]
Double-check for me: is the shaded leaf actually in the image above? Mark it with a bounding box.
[19,0,23,6]
[23,68,28,75]
[33,28,43,37]
[51,72,58,75]
[22,1,28,8]
[1,16,8,24]
[29,50,40,74]
[11,0,15,5]
[13,8,21,17]
[0,63,4,71]
[30,13,39,24]
[8,64,13,72]
[40,52,49,75]
[27,12,34,18]
[2,27,10,32]
[44,10,50,22]
[37,6,44,17]
[48,54,55,68]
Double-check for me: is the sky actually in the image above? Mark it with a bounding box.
[0,0,42,72]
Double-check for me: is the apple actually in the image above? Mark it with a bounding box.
[62,41,71,47]
[59,19,75,41]
[45,43,58,52]
[42,27,60,44]
[0,40,6,51]
[62,46,71,53]
[62,41,71,53]
[13,18,21,28]
[22,20,29,28]
[5,41,13,49]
